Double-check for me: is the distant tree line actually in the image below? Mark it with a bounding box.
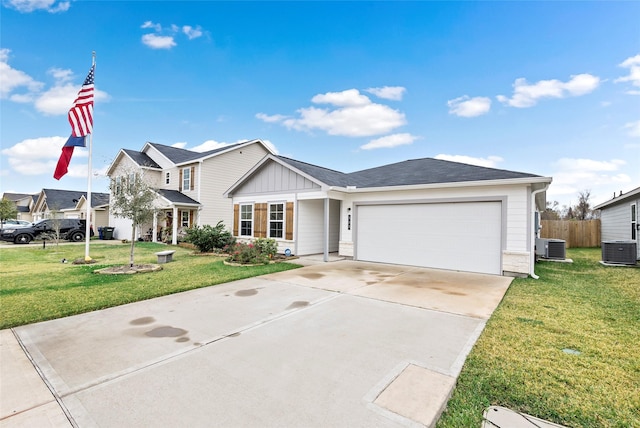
[541,189,600,221]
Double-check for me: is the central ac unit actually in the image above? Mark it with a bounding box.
[601,241,637,265]
[536,238,566,260]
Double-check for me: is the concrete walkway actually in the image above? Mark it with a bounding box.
[1,260,512,427]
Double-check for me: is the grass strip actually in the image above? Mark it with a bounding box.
[436,248,639,427]
[0,242,300,329]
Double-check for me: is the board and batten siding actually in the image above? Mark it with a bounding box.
[600,201,635,241]
[232,161,321,196]
[197,143,271,228]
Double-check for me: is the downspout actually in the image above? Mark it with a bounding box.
[323,197,329,262]
[530,183,550,279]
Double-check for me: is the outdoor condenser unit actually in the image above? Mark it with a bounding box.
[535,238,566,260]
[601,241,637,265]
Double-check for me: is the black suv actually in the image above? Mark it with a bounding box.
[0,219,90,244]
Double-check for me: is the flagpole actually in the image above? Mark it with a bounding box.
[84,52,96,262]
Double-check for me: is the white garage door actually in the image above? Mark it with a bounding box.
[356,202,502,275]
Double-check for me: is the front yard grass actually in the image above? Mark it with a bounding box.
[437,248,639,428]
[0,242,300,329]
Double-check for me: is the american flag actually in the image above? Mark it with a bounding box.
[54,64,94,180]
[68,65,94,137]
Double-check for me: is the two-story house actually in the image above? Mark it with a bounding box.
[106,139,273,244]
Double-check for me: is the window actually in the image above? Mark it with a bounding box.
[269,203,284,238]
[182,167,191,191]
[632,204,637,241]
[127,172,137,190]
[165,172,170,185]
[114,176,122,194]
[181,211,190,228]
[240,204,253,236]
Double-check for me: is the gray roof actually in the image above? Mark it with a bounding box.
[40,189,110,210]
[594,186,640,210]
[156,189,201,205]
[2,192,35,201]
[277,157,350,187]
[123,149,161,169]
[148,141,249,164]
[278,156,542,188]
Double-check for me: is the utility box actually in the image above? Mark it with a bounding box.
[601,241,637,265]
[535,238,566,260]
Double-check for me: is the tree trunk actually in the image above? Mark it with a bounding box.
[130,223,136,267]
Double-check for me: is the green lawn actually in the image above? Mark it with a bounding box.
[436,248,640,428]
[0,242,300,329]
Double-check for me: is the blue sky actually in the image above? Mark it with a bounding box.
[1,1,639,208]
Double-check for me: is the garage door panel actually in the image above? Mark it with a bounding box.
[356,202,502,275]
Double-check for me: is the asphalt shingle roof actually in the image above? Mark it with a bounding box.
[156,189,201,205]
[41,189,110,210]
[123,149,161,169]
[277,156,542,188]
[148,141,249,164]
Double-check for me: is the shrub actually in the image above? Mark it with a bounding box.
[183,221,235,253]
[225,238,278,265]
[254,238,277,258]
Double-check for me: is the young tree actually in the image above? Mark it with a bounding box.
[575,189,593,220]
[0,199,18,227]
[541,200,561,220]
[109,171,158,267]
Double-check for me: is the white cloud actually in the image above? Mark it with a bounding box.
[1,136,88,176]
[497,73,600,108]
[624,120,640,137]
[142,34,177,50]
[365,86,406,101]
[141,21,162,32]
[614,54,640,92]
[33,68,109,115]
[547,158,631,203]
[189,138,278,155]
[4,0,70,13]
[256,113,289,123]
[140,21,205,49]
[183,25,203,40]
[447,96,491,117]
[434,154,504,168]
[360,133,418,150]
[172,142,188,148]
[260,89,407,137]
[311,89,371,107]
[191,140,231,152]
[0,48,44,101]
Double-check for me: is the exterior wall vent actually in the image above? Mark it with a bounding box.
[535,238,566,260]
[601,241,637,265]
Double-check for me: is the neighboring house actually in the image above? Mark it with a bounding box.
[225,155,552,277]
[2,193,37,222]
[106,139,273,243]
[594,186,640,260]
[31,189,111,229]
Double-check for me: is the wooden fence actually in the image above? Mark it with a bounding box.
[540,220,601,248]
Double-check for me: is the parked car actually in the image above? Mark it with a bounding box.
[0,219,91,244]
[0,219,31,228]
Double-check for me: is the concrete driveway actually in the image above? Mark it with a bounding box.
[1,260,512,427]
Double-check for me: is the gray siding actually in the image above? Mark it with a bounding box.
[234,162,320,196]
[601,199,638,241]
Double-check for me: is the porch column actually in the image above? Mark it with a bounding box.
[323,198,329,262]
[152,212,158,242]
[172,206,178,245]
